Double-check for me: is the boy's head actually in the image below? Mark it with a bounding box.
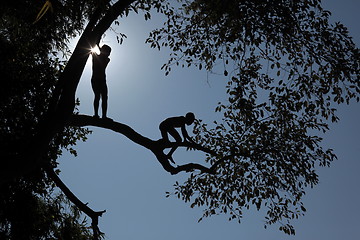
[185,112,195,125]
[100,44,111,56]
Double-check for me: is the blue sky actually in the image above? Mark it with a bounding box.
[59,1,360,239]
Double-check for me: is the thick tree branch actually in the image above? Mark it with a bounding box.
[68,114,223,175]
[92,0,137,39]
[84,0,112,34]
[70,114,155,148]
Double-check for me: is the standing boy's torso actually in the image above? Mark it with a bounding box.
[92,54,110,79]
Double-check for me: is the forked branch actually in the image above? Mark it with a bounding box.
[68,114,228,175]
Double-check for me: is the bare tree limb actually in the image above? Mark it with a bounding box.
[45,166,105,239]
[69,114,155,147]
[68,114,223,175]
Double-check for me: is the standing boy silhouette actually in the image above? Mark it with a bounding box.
[91,44,111,119]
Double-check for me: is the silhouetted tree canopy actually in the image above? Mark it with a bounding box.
[1,0,97,238]
[1,0,359,238]
[147,0,359,234]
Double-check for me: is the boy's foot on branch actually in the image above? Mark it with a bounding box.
[102,116,113,121]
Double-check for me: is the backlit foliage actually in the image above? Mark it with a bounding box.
[150,0,359,234]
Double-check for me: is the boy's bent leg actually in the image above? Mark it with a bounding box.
[159,127,170,143]
[168,128,182,142]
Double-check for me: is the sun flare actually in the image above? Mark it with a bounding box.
[90,45,100,55]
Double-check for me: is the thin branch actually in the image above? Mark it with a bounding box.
[171,141,217,155]
[45,166,105,239]
[172,163,215,174]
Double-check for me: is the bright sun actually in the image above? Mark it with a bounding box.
[90,45,100,55]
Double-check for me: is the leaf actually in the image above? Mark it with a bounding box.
[300,206,307,212]
[33,0,53,24]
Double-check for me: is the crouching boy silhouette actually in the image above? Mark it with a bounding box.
[159,112,195,163]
